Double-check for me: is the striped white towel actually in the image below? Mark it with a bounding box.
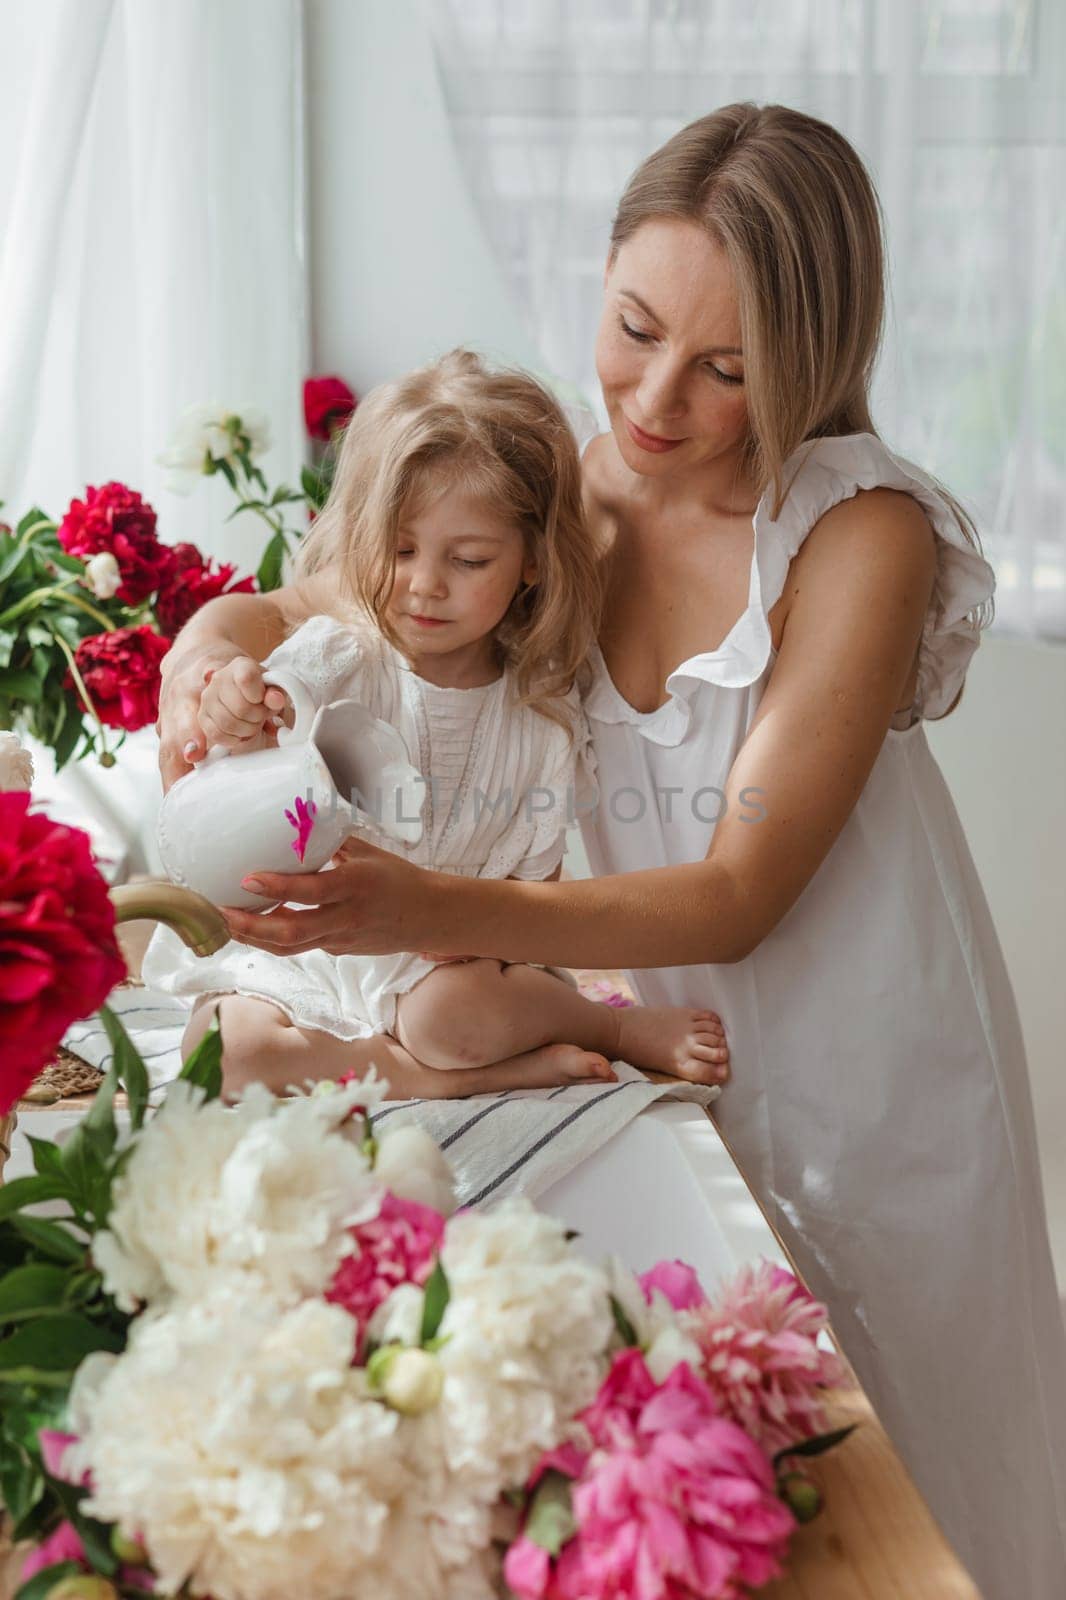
[61,987,719,1205]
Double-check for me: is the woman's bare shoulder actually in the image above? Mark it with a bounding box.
[785,486,936,611]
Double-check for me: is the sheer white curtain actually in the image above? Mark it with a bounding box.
[428,0,1066,638]
[0,0,308,874]
[0,0,308,575]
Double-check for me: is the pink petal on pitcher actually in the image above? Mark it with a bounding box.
[284,795,318,862]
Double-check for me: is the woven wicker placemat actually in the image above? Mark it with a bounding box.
[20,1046,104,1105]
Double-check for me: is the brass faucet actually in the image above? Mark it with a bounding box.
[0,882,228,1181]
[109,880,230,957]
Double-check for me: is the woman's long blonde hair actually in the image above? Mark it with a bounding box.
[611,102,989,639]
[295,350,601,733]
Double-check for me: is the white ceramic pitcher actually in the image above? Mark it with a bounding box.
[158,668,425,909]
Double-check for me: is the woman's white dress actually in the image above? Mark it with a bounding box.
[581,432,1066,1599]
[143,618,580,1036]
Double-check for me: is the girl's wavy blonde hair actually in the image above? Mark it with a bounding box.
[611,101,990,649]
[295,350,601,735]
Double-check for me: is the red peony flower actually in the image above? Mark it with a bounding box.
[0,793,126,1114]
[69,625,171,732]
[154,542,257,638]
[303,375,357,441]
[57,482,174,604]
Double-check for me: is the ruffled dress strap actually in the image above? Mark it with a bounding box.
[583,431,995,746]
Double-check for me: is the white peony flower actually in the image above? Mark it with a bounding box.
[373,1123,457,1216]
[71,1291,497,1600]
[435,1199,613,1497]
[83,550,121,599]
[604,1256,703,1382]
[369,1281,425,1348]
[159,402,272,494]
[92,1081,382,1311]
[0,731,33,791]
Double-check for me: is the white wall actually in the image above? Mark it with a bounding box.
[305,0,1066,1284]
[305,0,537,387]
[928,638,1066,1284]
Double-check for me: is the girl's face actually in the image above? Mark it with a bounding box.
[387,480,536,670]
[595,216,750,483]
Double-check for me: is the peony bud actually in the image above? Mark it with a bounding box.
[0,730,34,791]
[110,1528,148,1566]
[83,551,121,599]
[379,1347,443,1415]
[46,1579,120,1600]
[779,1471,822,1523]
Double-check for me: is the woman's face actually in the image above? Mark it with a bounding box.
[595,217,750,481]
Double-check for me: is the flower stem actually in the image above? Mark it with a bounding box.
[16,517,57,548]
[0,578,114,632]
[54,631,112,765]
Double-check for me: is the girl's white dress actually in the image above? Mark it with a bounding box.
[143,618,582,1036]
[580,431,1066,1598]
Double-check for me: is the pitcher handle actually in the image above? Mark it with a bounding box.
[261,668,318,745]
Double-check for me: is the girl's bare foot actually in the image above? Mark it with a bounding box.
[614,1006,729,1085]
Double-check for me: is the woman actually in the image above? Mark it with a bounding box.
[158,105,1066,1594]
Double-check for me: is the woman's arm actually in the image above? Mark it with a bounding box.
[156,575,333,790]
[223,490,937,967]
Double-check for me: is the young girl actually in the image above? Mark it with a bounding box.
[143,351,729,1093]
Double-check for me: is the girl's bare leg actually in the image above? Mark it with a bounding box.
[180,993,618,1100]
[394,960,730,1086]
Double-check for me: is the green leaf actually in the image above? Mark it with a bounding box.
[52,704,84,771]
[524,1469,577,1557]
[13,1559,83,1600]
[609,1293,640,1347]
[7,1216,87,1264]
[256,529,288,593]
[301,465,327,512]
[99,1004,149,1132]
[48,551,88,576]
[419,1258,450,1345]
[45,1476,119,1575]
[14,508,51,539]
[176,1015,223,1100]
[0,1265,71,1323]
[0,628,17,668]
[1,1449,44,1530]
[0,668,43,702]
[773,1423,858,1467]
[25,1137,65,1179]
[0,1175,74,1223]
[216,456,238,491]
[0,1314,122,1378]
[0,539,28,584]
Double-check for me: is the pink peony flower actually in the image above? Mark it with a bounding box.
[325,1192,445,1357]
[685,1261,843,1456]
[20,1519,87,1580]
[39,1429,89,1485]
[506,1351,795,1600]
[639,1259,709,1313]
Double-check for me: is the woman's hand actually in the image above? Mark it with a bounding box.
[157,642,246,792]
[222,836,443,957]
